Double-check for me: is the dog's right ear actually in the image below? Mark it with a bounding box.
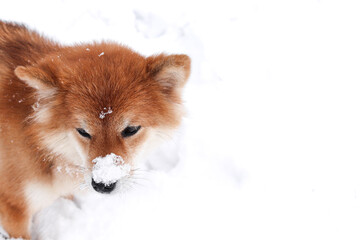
[14,66,57,95]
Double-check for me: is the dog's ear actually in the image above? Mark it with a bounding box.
[14,65,57,95]
[146,54,191,96]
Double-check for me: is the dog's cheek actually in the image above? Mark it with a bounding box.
[67,131,89,167]
[39,130,87,167]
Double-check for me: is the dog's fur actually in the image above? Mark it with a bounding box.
[0,21,190,238]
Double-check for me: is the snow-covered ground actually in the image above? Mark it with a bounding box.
[1,0,360,239]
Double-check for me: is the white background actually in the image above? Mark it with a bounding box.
[1,0,360,239]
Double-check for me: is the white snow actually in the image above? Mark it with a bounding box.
[0,0,360,240]
[92,153,131,185]
[99,107,112,119]
[0,225,9,240]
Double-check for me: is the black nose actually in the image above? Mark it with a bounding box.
[91,179,116,193]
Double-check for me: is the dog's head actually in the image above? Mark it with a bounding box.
[15,43,190,193]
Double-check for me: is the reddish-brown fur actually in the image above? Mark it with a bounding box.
[0,21,190,238]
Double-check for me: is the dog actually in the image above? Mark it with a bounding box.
[0,21,190,239]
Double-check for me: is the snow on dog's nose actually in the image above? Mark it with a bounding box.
[91,153,131,194]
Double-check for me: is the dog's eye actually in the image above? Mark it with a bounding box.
[121,126,141,138]
[76,128,91,139]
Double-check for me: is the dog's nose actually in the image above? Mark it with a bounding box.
[91,179,116,193]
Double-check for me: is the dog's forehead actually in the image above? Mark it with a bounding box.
[66,66,147,107]
[61,49,161,126]
[66,78,155,126]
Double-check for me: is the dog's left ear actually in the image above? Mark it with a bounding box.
[146,54,191,96]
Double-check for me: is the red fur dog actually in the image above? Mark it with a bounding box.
[0,21,190,239]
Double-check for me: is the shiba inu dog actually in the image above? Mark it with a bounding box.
[0,21,190,239]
